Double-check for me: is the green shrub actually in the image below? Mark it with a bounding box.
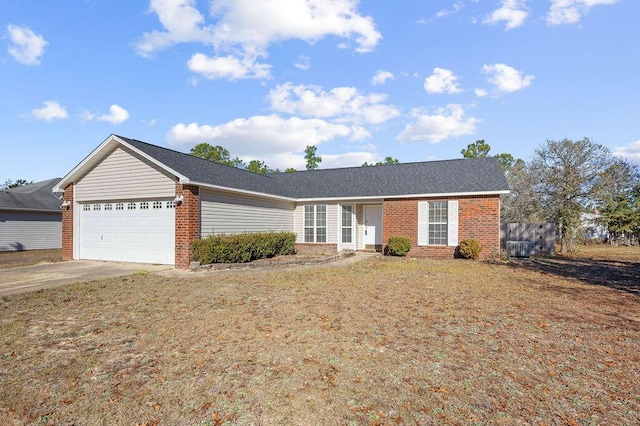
[387,236,411,256]
[192,231,297,264]
[458,238,482,259]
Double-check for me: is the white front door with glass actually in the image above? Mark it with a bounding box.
[364,205,383,247]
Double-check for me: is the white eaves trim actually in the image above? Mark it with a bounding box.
[53,134,188,193]
[190,180,297,202]
[296,190,509,203]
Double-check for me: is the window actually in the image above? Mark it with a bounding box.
[428,201,448,245]
[104,203,112,211]
[140,202,149,210]
[115,203,124,210]
[93,204,101,211]
[341,205,353,243]
[166,201,175,209]
[127,202,136,210]
[304,205,327,243]
[153,201,162,209]
[82,204,90,211]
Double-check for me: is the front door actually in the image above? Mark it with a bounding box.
[364,206,383,247]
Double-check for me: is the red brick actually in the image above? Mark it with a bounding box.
[382,195,500,260]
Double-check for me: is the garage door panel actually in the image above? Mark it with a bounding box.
[79,201,174,265]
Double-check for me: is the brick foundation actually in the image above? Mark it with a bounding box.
[383,195,501,259]
[175,182,200,268]
[295,243,338,255]
[62,184,74,261]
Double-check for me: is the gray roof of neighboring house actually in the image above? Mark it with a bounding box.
[0,178,62,212]
[119,135,509,199]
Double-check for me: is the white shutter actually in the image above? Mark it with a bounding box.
[418,201,428,246]
[447,200,459,247]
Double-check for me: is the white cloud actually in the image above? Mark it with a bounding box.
[209,0,381,53]
[135,0,381,80]
[483,0,528,30]
[482,63,534,93]
[134,0,214,58]
[474,88,488,97]
[97,105,130,124]
[424,68,463,94]
[613,140,640,164]
[293,55,311,70]
[372,70,394,86]
[167,115,369,153]
[435,2,463,19]
[31,101,68,121]
[322,152,378,168]
[166,115,373,170]
[7,24,48,65]
[396,104,479,143]
[547,0,619,25]
[187,52,271,80]
[267,83,400,125]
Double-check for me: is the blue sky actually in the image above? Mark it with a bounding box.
[2,0,639,182]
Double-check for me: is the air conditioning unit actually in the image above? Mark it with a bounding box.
[506,240,532,257]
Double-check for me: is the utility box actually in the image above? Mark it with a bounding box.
[506,240,532,257]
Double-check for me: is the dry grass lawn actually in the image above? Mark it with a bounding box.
[1,246,639,425]
[0,249,62,269]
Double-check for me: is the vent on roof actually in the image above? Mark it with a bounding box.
[506,241,532,258]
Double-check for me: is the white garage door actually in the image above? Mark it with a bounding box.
[79,200,175,265]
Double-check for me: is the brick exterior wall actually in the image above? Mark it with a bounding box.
[62,184,74,261]
[382,195,501,259]
[175,182,200,269]
[295,243,338,255]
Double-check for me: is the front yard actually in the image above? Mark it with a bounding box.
[1,246,639,424]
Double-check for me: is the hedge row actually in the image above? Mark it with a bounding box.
[192,232,297,264]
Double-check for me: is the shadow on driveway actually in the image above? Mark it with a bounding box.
[503,255,640,297]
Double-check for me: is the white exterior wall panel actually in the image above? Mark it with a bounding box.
[200,189,295,236]
[0,211,62,251]
[75,147,175,202]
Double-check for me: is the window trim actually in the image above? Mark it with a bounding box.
[427,201,448,246]
[304,205,327,243]
[418,200,458,247]
[340,204,354,245]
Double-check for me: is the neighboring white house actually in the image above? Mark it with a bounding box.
[0,179,62,251]
[581,211,608,241]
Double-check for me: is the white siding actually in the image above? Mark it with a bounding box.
[200,189,294,236]
[294,205,304,243]
[355,204,365,250]
[294,203,339,243]
[0,211,61,251]
[75,147,175,202]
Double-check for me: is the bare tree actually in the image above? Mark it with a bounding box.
[530,138,618,253]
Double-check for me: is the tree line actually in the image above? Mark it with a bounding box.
[461,138,640,252]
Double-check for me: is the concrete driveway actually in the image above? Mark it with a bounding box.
[0,261,171,297]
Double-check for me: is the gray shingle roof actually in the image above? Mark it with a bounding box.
[269,158,510,198]
[118,135,509,199]
[0,178,62,212]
